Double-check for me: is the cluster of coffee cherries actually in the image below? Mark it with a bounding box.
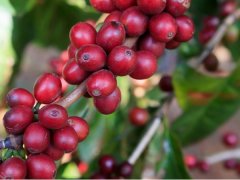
[90,155,133,179]
[1,73,89,178]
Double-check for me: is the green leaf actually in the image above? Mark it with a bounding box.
[9,0,36,15]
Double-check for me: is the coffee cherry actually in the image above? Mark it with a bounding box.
[85,19,96,27]
[198,27,216,45]
[116,161,133,178]
[68,116,89,142]
[129,107,149,126]
[224,159,238,169]
[197,160,209,173]
[60,50,69,62]
[149,13,177,42]
[76,44,107,72]
[120,6,148,37]
[166,40,181,49]
[222,132,238,147]
[99,155,116,174]
[50,58,66,76]
[219,0,237,17]
[113,0,136,10]
[90,0,116,13]
[0,157,26,179]
[34,73,62,104]
[23,122,50,154]
[203,54,219,72]
[138,34,165,57]
[69,22,97,48]
[63,59,89,85]
[137,0,166,15]
[203,16,220,28]
[174,15,195,42]
[166,0,191,17]
[94,87,121,114]
[38,104,68,129]
[107,45,137,76]
[27,154,56,179]
[130,50,157,80]
[159,75,173,92]
[53,126,78,153]
[44,144,64,161]
[105,11,122,23]
[3,106,33,134]
[86,69,117,97]
[96,21,126,52]
[68,43,78,59]
[184,155,197,169]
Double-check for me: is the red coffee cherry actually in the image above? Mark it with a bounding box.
[6,88,35,108]
[63,59,89,85]
[99,155,116,174]
[3,106,33,135]
[96,21,126,52]
[76,44,107,72]
[222,132,238,147]
[138,34,165,57]
[105,11,122,23]
[69,22,97,48]
[23,122,50,154]
[94,87,121,114]
[86,69,117,97]
[203,54,219,72]
[203,16,220,28]
[197,160,209,173]
[198,27,216,45]
[107,45,137,76]
[137,0,166,15]
[184,155,197,169]
[50,58,65,76]
[68,116,89,142]
[224,159,238,169]
[166,0,191,17]
[0,157,26,179]
[53,126,78,153]
[166,40,181,49]
[44,144,64,161]
[174,15,195,42]
[38,104,68,129]
[59,50,69,62]
[116,161,133,178]
[113,0,136,10]
[130,50,157,80]
[120,6,148,37]
[67,43,78,59]
[159,75,173,92]
[149,13,177,42]
[34,73,62,104]
[90,0,116,13]
[129,107,149,126]
[27,154,56,179]
[219,0,237,17]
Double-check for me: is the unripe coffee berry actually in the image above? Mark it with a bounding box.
[99,155,116,174]
[90,0,116,13]
[113,0,136,10]
[166,0,191,17]
[137,0,166,15]
[129,107,149,126]
[159,75,174,93]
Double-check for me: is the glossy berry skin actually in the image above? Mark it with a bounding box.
[219,0,237,17]
[116,161,133,178]
[69,22,97,48]
[137,0,166,15]
[0,157,26,179]
[27,154,56,179]
[3,106,33,135]
[223,159,238,169]
[86,69,117,97]
[159,75,173,92]
[94,87,121,114]
[129,107,149,126]
[166,40,181,49]
[203,54,219,72]
[184,155,197,169]
[166,0,191,17]
[104,11,122,23]
[107,45,137,76]
[68,116,89,142]
[38,104,68,129]
[130,51,157,80]
[203,16,220,28]
[197,161,209,173]
[63,59,89,85]
[76,44,107,72]
[149,13,177,43]
[34,73,62,104]
[174,15,194,42]
[199,27,216,45]
[138,34,165,57]
[222,132,238,147]
[23,122,50,154]
[53,126,78,153]
[44,144,64,161]
[6,88,35,108]
[99,155,116,174]
[68,43,78,59]
[90,0,116,13]
[96,21,126,52]
[113,0,136,10]
[120,6,148,37]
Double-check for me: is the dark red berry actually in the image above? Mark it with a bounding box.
[203,54,219,72]
[23,122,50,154]
[69,22,97,48]
[38,104,68,129]
[76,44,107,72]
[120,6,148,37]
[223,159,238,169]
[199,27,216,45]
[0,157,26,179]
[219,0,237,17]
[90,172,106,179]
[63,59,89,85]
[94,87,121,114]
[129,107,149,126]
[68,116,89,142]
[197,160,209,173]
[184,155,197,169]
[138,34,165,57]
[86,69,117,97]
[116,161,133,178]
[113,0,136,10]
[105,11,122,23]
[99,155,116,174]
[222,132,238,147]
[34,73,62,104]
[165,40,181,49]
[27,154,56,179]
[203,16,220,28]
[96,21,126,52]
[137,0,166,14]
[130,50,157,80]
[107,45,137,76]
[44,144,64,161]
[68,43,78,59]
[50,58,65,76]
[3,106,33,134]
[90,0,116,13]
[166,0,191,17]
[159,75,173,92]
[149,13,177,42]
